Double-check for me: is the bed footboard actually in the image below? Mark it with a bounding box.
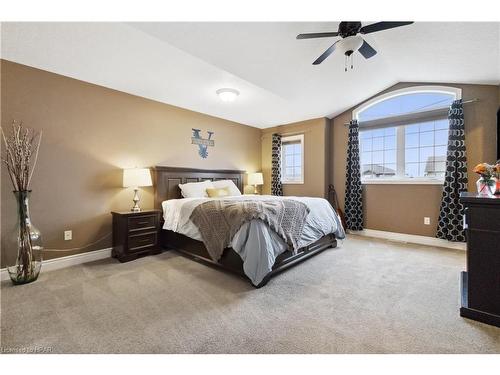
[160,230,337,287]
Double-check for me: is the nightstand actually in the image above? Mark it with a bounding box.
[111,209,162,262]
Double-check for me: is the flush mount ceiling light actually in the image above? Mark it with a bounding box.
[216,88,240,102]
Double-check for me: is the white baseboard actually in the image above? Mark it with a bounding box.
[0,230,465,281]
[0,248,112,282]
[349,229,467,251]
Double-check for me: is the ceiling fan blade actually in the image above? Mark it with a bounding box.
[360,21,413,34]
[312,41,339,65]
[297,32,339,39]
[358,40,377,59]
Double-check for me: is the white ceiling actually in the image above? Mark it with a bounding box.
[1,22,499,128]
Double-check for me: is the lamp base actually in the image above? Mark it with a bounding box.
[253,185,258,195]
[131,188,141,212]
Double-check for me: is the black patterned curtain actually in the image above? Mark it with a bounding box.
[271,133,283,196]
[437,99,468,242]
[344,120,363,231]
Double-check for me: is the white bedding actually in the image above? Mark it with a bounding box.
[162,195,345,285]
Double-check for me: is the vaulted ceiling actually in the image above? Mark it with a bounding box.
[2,22,499,128]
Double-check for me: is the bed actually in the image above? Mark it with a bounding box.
[153,166,345,287]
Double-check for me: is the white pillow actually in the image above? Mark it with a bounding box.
[212,179,242,196]
[179,180,214,198]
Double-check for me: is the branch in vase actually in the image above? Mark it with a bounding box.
[1,121,42,191]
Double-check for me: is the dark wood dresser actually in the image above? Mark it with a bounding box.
[459,193,500,327]
[111,210,162,262]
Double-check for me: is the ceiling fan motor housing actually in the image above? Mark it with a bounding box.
[338,21,362,38]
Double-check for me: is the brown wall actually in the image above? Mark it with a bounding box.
[261,118,329,198]
[0,60,262,267]
[331,82,500,237]
[2,60,498,268]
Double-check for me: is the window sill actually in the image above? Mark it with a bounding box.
[362,179,444,185]
[282,181,304,185]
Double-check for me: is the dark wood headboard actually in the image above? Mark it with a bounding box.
[152,166,246,209]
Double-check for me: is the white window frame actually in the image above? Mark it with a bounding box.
[281,134,305,185]
[353,86,462,185]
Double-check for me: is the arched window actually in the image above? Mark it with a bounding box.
[353,86,461,183]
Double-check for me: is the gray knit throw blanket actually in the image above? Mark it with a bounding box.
[190,199,310,261]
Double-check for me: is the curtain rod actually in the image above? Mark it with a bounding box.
[462,98,479,104]
[343,98,479,126]
[279,130,310,136]
[264,129,313,137]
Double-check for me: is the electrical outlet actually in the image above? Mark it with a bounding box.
[64,230,72,241]
[424,217,431,225]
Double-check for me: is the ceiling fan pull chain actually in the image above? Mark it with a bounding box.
[351,54,354,70]
[344,55,347,72]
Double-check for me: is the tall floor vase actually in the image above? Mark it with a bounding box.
[7,190,43,285]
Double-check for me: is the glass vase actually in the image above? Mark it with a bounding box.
[476,177,496,196]
[7,190,43,285]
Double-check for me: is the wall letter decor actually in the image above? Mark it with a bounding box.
[191,129,215,159]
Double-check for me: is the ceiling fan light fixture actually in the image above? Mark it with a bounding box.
[298,21,413,66]
[216,88,240,102]
[337,35,364,56]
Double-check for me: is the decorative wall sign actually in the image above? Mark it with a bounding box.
[191,129,215,159]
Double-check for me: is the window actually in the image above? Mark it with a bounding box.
[354,86,461,184]
[281,134,304,184]
[404,119,448,178]
[360,127,397,179]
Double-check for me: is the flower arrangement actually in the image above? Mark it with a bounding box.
[473,162,495,178]
[473,162,499,195]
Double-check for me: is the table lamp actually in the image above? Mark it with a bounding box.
[248,172,264,194]
[123,168,152,212]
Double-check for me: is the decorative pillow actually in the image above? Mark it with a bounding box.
[178,180,214,198]
[212,179,242,196]
[206,187,230,198]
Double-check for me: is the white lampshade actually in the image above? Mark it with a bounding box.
[248,172,264,186]
[123,168,152,188]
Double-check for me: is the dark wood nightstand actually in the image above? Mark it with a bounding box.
[111,209,162,262]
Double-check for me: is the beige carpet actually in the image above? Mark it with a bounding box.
[1,235,499,353]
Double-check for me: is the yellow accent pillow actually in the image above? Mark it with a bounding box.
[206,187,230,198]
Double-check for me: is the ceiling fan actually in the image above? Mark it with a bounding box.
[297,21,414,69]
